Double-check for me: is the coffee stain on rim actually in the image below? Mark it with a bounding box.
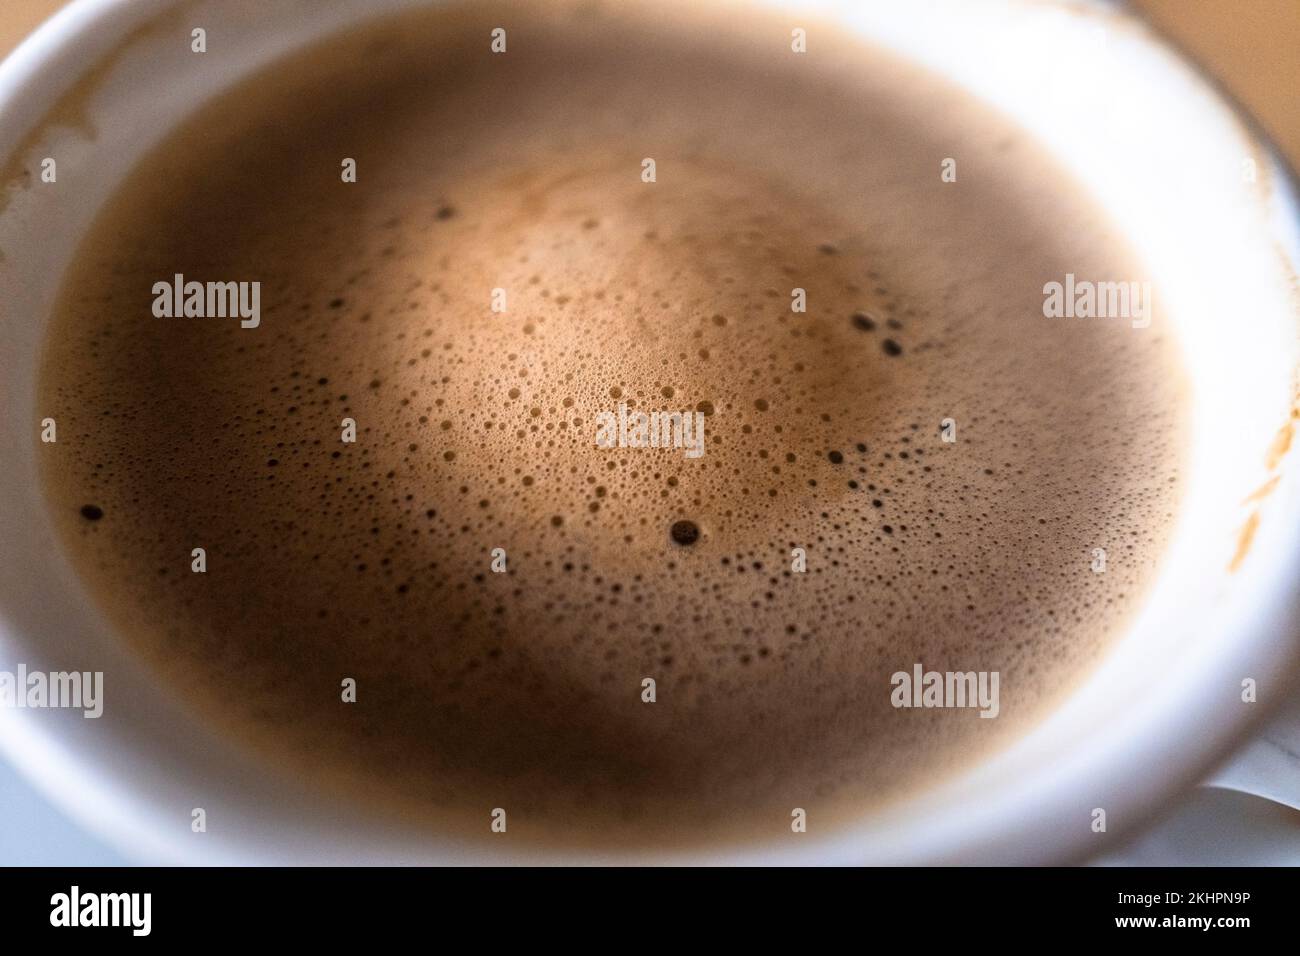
[1243,474,1281,506]
[0,1,198,231]
[1229,512,1261,574]
[1230,394,1300,573]
[1265,411,1296,472]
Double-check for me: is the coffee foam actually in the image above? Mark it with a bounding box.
[37,1,1187,847]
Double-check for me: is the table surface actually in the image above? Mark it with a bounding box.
[1,0,1297,866]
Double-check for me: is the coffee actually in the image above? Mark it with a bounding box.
[37,0,1186,847]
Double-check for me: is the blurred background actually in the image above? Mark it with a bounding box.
[1,0,1298,865]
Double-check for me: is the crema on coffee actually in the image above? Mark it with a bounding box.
[37,0,1187,847]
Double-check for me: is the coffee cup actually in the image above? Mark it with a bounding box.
[1,0,1298,864]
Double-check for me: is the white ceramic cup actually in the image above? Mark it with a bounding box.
[2,0,1298,864]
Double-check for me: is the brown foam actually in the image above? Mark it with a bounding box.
[37,0,1187,848]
